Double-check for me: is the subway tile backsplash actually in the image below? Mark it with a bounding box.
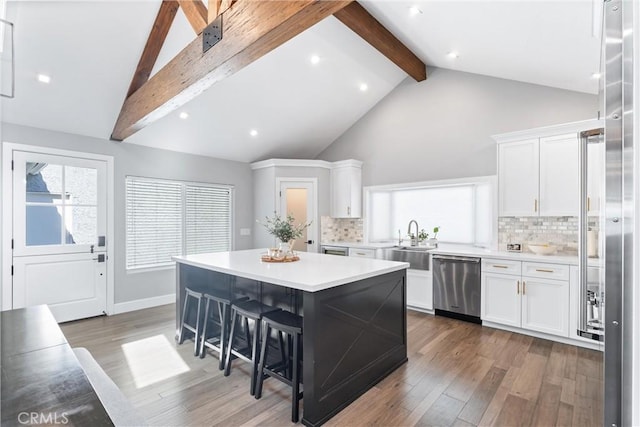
[321,216,364,243]
[498,216,599,255]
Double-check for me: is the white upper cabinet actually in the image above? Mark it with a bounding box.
[330,161,362,218]
[498,139,539,216]
[539,133,579,216]
[495,119,603,218]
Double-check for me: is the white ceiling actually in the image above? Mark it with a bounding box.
[2,0,601,163]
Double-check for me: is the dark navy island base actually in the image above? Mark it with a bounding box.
[175,262,407,427]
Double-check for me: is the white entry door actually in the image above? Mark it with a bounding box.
[11,150,108,322]
[278,179,317,253]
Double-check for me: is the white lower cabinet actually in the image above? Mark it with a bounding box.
[521,277,569,337]
[481,258,569,338]
[481,272,521,327]
[406,269,433,311]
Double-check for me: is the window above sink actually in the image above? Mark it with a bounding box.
[363,176,496,248]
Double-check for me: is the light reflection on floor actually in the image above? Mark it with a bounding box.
[121,334,190,389]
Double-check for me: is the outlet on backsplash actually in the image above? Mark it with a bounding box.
[498,216,600,255]
[321,216,364,243]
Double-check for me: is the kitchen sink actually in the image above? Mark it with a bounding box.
[384,246,431,270]
[393,245,433,251]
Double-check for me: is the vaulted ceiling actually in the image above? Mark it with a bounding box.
[2,1,601,163]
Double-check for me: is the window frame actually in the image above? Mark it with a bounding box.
[125,175,234,272]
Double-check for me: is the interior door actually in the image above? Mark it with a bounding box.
[11,150,107,322]
[278,180,317,253]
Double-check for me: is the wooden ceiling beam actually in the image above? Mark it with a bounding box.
[334,2,426,82]
[126,1,179,98]
[178,0,208,34]
[208,0,235,23]
[111,0,353,141]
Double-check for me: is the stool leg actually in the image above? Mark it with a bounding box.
[177,293,190,345]
[217,301,224,324]
[254,322,270,400]
[285,333,292,380]
[199,298,211,359]
[244,317,251,353]
[224,308,238,377]
[194,296,202,357]
[292,332,300,423]
[218,302,228,371]
[250,318,261,396]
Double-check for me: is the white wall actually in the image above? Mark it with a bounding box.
[0,123,253,305]
[317,67,599,186]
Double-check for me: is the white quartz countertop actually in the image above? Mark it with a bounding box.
[427,244,603,266]
[173,249,409,292]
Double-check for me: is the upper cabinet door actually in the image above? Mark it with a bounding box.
[330,165,362,218]
[498,139,539,216]
[539,134,579,216]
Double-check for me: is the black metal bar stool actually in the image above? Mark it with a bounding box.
[254,310,303,423]
[223,299,281,395]
[199,291,248,370]
[177,287,204,356]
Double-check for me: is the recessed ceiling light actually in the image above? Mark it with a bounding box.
[447,51,459,59]
[591,72,601,79]
[409,6,422,16]
[310,55,320,65]
[179,112,189,119]
[359,83,368,92]
[250,129,258,137]
[37,74,51,84]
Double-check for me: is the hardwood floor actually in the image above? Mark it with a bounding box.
[60,305,603,426]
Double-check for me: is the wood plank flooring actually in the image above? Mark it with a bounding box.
[60,305,603,426]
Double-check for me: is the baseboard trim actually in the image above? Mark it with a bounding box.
[482,320,603,351]
[113,294,175,315]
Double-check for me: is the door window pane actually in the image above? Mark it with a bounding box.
[68,206,97,245]
[26,205,63,245]
[26,163,62,202]
[65,166,97,205]
[285,188,308,252]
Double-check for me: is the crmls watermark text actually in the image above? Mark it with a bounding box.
[18,412,69,425]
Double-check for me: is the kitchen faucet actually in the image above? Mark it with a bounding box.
[407,220,419,247]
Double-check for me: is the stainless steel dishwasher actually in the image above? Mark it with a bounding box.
[432,254,481,323]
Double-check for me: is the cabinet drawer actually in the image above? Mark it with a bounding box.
[482,258,522,275]
[349,248,375,258]
[522,262,569,281]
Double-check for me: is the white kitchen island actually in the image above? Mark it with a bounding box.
[174,249,409,427]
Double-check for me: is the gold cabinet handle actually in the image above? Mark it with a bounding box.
[587,196,591,211]
[523,281,526,295]
[517,280,520,294]
[535,269,554,273]
[493,265,509,269]
[534,199,538,212]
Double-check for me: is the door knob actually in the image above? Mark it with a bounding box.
[306,240,314,244]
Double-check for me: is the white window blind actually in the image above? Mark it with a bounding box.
[126,178,182,269]
[126,177,232,270]
[185,184,231,255]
